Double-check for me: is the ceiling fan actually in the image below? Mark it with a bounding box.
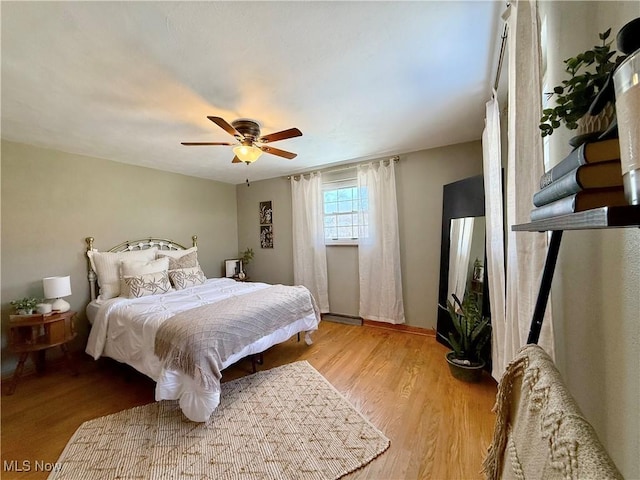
[182,116,302,164]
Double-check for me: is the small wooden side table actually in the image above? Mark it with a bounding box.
[7,310,78,395]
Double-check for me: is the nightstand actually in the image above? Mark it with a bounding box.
[6,310,78,395]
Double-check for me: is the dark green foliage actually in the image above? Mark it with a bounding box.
[440,292,491,365]
[539,29,621,137]
[240,247,254,267]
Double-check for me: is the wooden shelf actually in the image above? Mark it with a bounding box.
[512,205,640,232]
[512,204,639,344]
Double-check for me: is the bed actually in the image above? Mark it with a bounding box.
[84,236,320,422]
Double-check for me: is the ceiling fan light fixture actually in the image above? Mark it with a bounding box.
[183,116,301,163]
[233,144,263,163]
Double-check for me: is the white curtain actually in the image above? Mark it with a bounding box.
[482,92,508,381]
[291,173,330,313]
[447,217,475,304]
[500,0,555,379]
[357,160,405,324]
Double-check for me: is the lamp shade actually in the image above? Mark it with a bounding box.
[43,276,71,312]
[233,145,263,163]
[43,276,71,299]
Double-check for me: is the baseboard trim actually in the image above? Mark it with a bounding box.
[321,313,363,326]
[362,319,436,337]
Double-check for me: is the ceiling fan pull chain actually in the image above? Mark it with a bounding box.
[246,178,251,187]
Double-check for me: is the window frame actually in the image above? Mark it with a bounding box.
[322,178,366,246]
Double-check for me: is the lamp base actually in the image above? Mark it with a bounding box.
[52,298,70,313]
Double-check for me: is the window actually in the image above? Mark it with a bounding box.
[323,179,368,244]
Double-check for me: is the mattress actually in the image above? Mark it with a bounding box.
[85,277,319,421]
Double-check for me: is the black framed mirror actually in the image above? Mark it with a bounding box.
[436,174,490,364]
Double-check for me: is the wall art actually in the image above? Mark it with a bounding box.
[259,201,273,248]
[259,201,272,225]
[260,225,273,249]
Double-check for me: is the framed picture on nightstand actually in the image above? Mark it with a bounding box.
[225,259,242,278]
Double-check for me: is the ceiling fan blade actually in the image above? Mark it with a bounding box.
[259,127,302,143]
[231,156,242,164]
[259,145,297,159]
[181,142,234,146]
[208,116,243,139]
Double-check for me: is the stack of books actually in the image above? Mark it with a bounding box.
[530,138,627,221]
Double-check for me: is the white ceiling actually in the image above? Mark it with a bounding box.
[1,1,502,185]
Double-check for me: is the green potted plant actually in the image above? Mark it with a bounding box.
[239,247,254,279]
[10,297,40,315]
[440,292,491,383]
[539,28,623,143]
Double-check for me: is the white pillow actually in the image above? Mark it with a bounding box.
[87,248,158,300]
[120,257,170,298]
[156,246,197,259]
[121,256,170,276]
[122,271,172,299]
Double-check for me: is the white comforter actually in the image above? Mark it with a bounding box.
[85,277,319,421]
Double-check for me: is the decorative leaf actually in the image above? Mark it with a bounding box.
[604,51,616,62]
[448,333,462,357]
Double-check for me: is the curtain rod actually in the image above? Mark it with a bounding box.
[493,22,508,91]
[493,2,510,92]
[285,155,400,180]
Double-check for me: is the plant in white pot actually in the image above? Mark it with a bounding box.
[239,247,254,279]
[539,28,624,146]
[10,297,40,315]
[440,292,491,383]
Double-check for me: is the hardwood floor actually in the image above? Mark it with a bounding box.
[1,320,497,480]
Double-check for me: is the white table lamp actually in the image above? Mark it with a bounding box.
[43,275,72,312]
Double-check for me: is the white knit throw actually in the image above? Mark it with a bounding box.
[482,344,622,480]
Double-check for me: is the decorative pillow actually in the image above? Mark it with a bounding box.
[156,246,197,259]
[121,257,169,276]
[87,248,158,300]
[122,271,173,299]
[169,266,206,290]
[157,250,199,270]
[120,257,170,298]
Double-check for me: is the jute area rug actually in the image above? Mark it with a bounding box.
[49,361,390,480]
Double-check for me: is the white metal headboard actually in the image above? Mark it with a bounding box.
[85,235,198,301]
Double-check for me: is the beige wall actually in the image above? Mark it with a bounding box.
[397,143,483,328]
[1,140,239,375]
[236,141,483,328]
[236,176,294,286]
[538,3,639,477]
